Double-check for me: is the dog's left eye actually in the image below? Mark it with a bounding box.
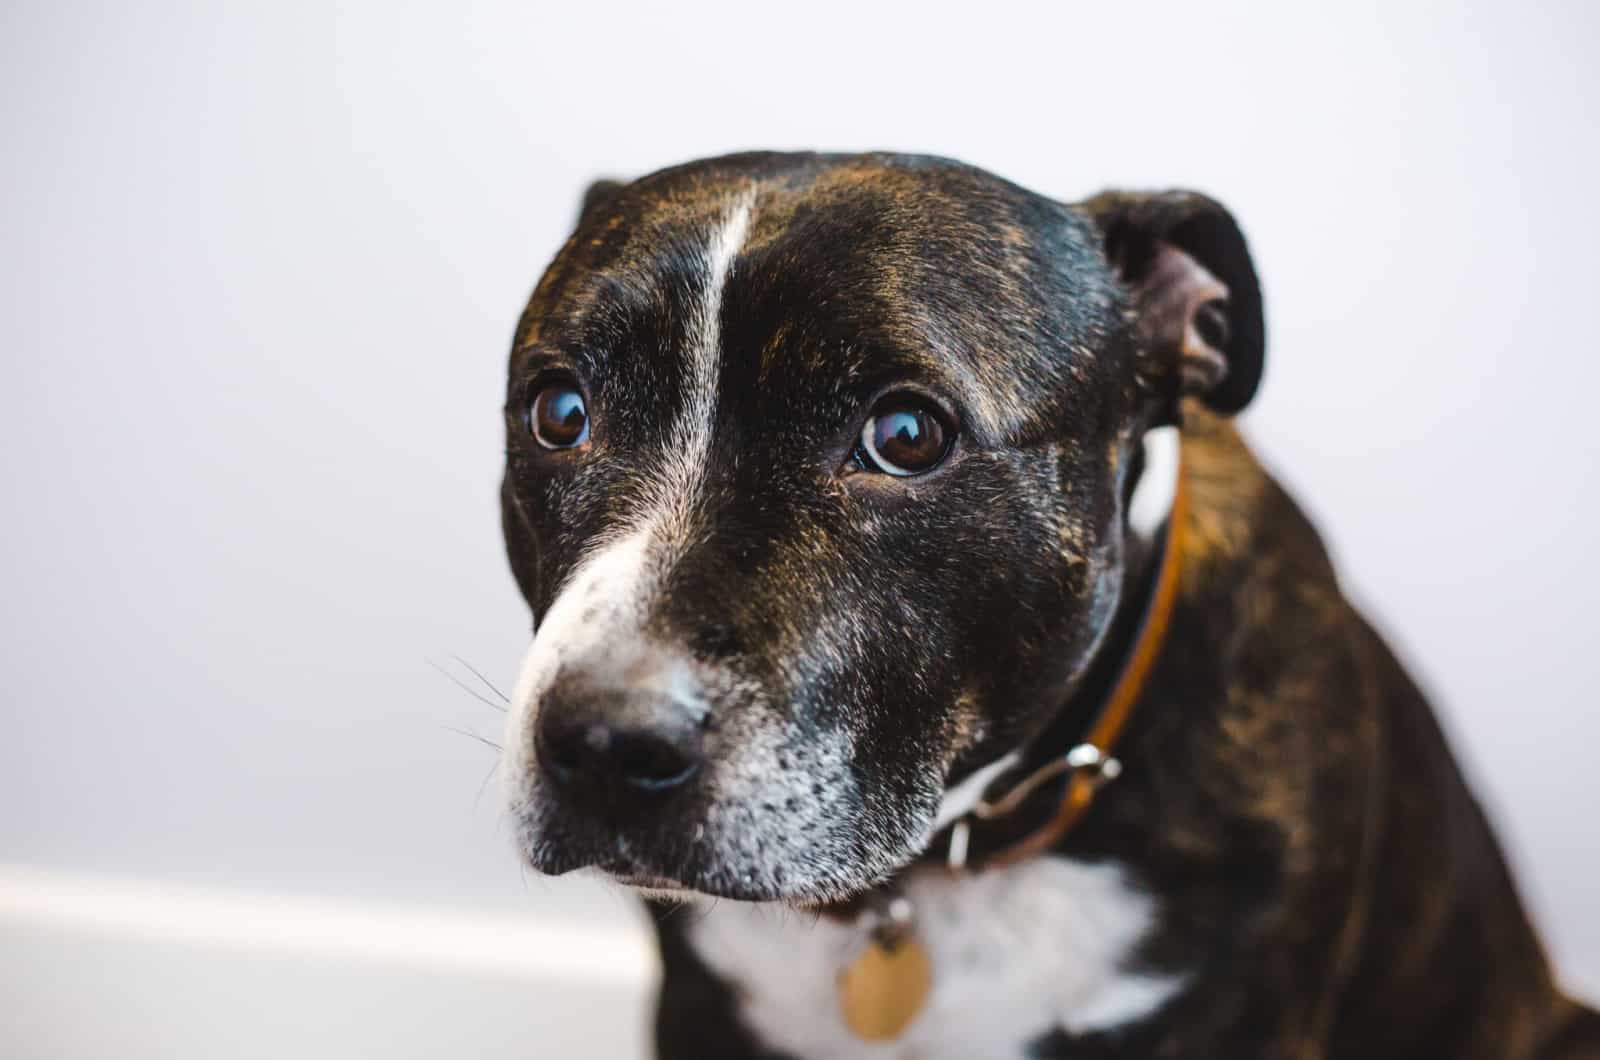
[526,381,591,450]
[855,397,953,476]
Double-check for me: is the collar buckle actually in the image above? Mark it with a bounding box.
[945,743,1123,871]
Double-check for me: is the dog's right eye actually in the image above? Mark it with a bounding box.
[526,381,591,450]
[855,397,954,476]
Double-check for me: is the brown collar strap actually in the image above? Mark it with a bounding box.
[944,447,1189,872]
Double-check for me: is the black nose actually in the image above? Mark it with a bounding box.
[535,684,704,796]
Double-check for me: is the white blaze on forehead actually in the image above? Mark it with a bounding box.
[648,189,757,539]
[503,191,758,789]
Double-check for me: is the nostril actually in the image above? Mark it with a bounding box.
[535,704,702,795]
[611,729,701,791]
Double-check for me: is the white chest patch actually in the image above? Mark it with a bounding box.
[684,858,1186,1059]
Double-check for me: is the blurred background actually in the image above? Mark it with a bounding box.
[3,1,1597,1056]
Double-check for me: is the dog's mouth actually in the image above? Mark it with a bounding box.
[580,851,838,904]
[607,871,685,889]
[516,808,926,905]
[598,869,698,898]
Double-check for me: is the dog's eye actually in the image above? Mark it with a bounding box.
[526,382,590,450]
[856,397,953,477]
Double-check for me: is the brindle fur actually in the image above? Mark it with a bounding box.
[501,152,1598,1059]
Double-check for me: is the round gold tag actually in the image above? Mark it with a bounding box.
[838,934,933,1041]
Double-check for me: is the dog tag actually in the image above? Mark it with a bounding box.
[838,931,932,1041]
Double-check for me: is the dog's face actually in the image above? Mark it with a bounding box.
[500,153,1262,903]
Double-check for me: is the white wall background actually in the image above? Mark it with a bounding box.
[3,1,1597,1055]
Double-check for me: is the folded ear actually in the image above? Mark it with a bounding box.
[577,178,625,221]
[1080,191,1265,415]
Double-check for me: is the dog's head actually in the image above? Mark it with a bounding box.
[500,153,1263,903]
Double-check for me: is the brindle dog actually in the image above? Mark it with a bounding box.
[498,152,1599,1058]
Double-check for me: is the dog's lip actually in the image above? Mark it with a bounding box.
[599,869,699,895]
[591,865,786,901]
[608,871,687,889]
[572,861,692,892]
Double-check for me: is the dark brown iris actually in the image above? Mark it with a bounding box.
[529,383,589,449]
[860,400,951,476]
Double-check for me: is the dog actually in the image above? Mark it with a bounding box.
[498,152,1599,1058]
